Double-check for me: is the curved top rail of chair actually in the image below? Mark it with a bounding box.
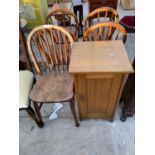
[84,7,120,33]
[27,24,73,45]
[83,22,127,43]
[27,25,74,74]
[45,8,78,26]
[88,7,119,18]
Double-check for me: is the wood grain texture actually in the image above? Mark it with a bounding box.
[75,73,124,121]
[69,41,134,73]
[87,78,111,113]
[70,40,133,121]
[27,25,73,74]
[27,25,80,126]
[30,73,74,103]
[107,74,123,118]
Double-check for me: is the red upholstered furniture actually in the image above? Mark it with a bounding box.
[120,16,135,33]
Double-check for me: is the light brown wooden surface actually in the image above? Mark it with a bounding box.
[30,73,74,103]
[70,40,133,121]
[69,41,134,74]
[74,73,124,121]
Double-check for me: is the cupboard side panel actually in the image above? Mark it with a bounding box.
[111,74,129,120]
[107,74,123,118]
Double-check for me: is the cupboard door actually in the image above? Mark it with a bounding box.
[76,73,123,120]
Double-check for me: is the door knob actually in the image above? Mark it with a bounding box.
[79,95,85,102]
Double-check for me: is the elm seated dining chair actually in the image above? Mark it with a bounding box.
[27,25,80,127]
[83,7,120,34]
[83,22,127,44]
[45,8,79,41]
[19,70,43,128]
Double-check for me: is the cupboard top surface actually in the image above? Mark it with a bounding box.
[69,41,134,73]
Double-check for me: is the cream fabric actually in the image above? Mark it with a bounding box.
[19,71,34,109]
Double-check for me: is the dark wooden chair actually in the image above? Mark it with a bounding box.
[45,7,79,41]
[19,70,43,128]
[120,59,135,121]
[84,7,120,34]
[83,22,127,43]
[27,25,80,127]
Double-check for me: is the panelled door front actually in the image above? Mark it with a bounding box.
[76,73,123,120]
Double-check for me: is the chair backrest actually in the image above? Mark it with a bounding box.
[83,22,127,43]
[27,25,73,75]
[84,7,120,33]
[45,8,78,41]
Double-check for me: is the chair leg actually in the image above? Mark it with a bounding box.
[33,102,44,127]
[69,97,80,127]
[25,106,44,128]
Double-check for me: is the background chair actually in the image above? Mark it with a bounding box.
[83,22,127,43]
[19,70,43,128]
[84,7,120,34]
[27,25,80,127]
[46,8,79,41]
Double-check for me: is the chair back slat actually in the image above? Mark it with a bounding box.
[83,22,127,43]
[27,25,73,75]
[57,30,63,65]
[98,27,102,40]
[110,13,115,21]
[105,26,112,40]
[97,12,100,23]
[49,29,59,65]
[115,30,120,40]
[104,11,108,22]
[63,35,67,64]
[43,29,53,65]
[34,33,50,71]
[38,31,50,64]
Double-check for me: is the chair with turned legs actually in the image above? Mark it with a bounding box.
[27,25,80,127]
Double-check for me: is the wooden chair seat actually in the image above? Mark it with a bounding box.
[30,73,74,103]
[19,70,34,109]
